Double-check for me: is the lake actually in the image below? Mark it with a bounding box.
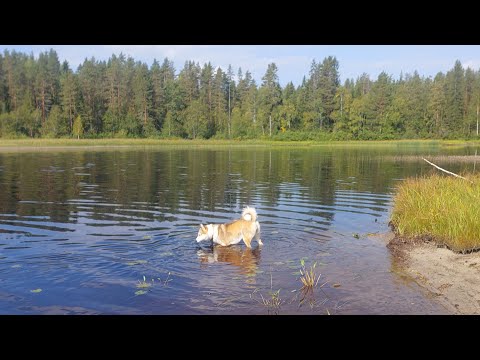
[0,143,478,314]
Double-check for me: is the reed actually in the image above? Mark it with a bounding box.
[299,259,322,290]
[390,173,480,252]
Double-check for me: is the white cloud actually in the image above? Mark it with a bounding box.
[461,59,480,70]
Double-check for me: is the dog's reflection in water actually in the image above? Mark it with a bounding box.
[197,244,262,277]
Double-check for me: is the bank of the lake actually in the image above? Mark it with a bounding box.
[388,236,480,314]
[1,138,480,151]
[390,173,480,252]
[389,172,480,314]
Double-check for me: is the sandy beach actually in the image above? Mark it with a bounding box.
[388,236,480,314]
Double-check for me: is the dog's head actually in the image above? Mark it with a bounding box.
[196,224,213,242]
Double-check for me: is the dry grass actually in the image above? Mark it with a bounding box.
[390,173,480,252]
[259,289,283,311]
[299,259,322,290]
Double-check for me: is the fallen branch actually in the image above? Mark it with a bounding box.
[423,158,473,183]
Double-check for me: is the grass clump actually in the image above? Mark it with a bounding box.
[299,259,322,290]
[390,173,480,252]
[251,273,284,314]
[136,275,152,289]
[259,289,283,311]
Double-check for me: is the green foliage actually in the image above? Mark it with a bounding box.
[121,110,141,137]
[183,99,208,139]
[72,115,83,139]
[0,113,21,137]
[42,105,67,137]
[143,120,159,137]
[1,49,480,140]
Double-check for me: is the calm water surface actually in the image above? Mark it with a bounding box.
[0,144,478,314]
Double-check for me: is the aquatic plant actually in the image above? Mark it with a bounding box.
[260,289,283,311]
[251,273,284,314]
[299,259,322,290]
[157,272,172,287]
[136,275,152,289]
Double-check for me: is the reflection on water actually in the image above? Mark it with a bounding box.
[197,245,262,278]
[0,144,476,314]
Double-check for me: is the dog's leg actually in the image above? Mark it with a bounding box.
[242,231,253,248]
[255,221,263,246]
[216,225,228,246]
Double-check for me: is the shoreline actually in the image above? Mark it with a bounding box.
[0,138,479,151]
[387,235,480,315]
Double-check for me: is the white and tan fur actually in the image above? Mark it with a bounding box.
[196,207,263,248]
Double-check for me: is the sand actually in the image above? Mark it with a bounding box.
[387,236,480,314]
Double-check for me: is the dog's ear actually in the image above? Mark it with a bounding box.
[200,224,206,231]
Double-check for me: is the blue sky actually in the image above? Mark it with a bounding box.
[1,45,480,86]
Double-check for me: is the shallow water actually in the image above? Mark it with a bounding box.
[0,143,478,314]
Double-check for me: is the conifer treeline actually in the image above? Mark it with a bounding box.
[0,49,478,139]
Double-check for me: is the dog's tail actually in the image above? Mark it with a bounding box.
[242,206,257,222]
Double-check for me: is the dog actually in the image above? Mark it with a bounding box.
[196,206,263,248]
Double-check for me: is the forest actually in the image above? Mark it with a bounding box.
[0,49,479,140]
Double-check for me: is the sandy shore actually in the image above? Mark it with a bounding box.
[387,236,480,314]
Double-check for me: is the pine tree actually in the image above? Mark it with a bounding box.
[77,57,106,134]
[427,72,447,137]
[317,56,340,129]
[444,60,465,135]
[0,54,5,114]
[366,72,394,134]
[199,62,214,137]
[279,81,297,129]
[103,54,122,134]
[132,62,153,136]
[60,61,79,134]
[259,63,282,136]
[464,67,476,136]
[33,50,60,127]
[212,67,227,135]
[151,58,175,132]
[226,64,235,138]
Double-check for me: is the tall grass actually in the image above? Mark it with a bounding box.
[390,173,480,252]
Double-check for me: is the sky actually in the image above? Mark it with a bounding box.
[1,45,480,87]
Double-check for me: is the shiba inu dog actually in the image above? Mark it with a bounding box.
[196,206,263,248]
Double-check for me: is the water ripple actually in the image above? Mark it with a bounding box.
[0,147,454,314]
